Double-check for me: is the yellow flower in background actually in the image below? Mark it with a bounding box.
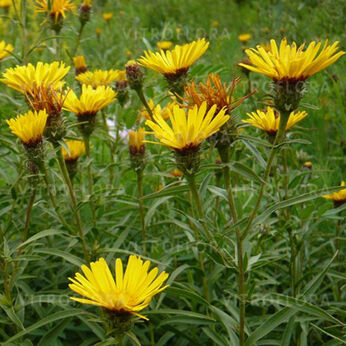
[35,0,75,23]
[6,109,48,146]
[0,40,13,61]
[138,100,174,121]
[238,33,252,43]
[303,161,312,169]
[129,128,145,154]
[239,39,345,81]
[323,181,346,205]
[69,256,169,320]
[63,84,116,116]
[138,38,209,77]
[146,102,229,151]
[156,40,173,51]
[1,61,70,96]
[82,0,91,5]
[243,107,307,136]
[170,168,183,177]
[73,55,87,74]
[75,69,123,88]
[0,0,11,8]
[102,12,113,20]
[211,20,219,27]
[62,140,85,161]
[96,27,101,36]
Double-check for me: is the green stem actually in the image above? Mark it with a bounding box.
[136,88,154,121]
[55,147,89,261]
[220,147,245,345]
[185,173,210,303]
[289,231,297,297]
[241,111,290,240]
[137,169,146,255]
[42,164,74,233]
[101,110,115,186]
[73,23,85,56]
[83,135,97,229]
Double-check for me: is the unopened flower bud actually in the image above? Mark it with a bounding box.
[125,60,143,91]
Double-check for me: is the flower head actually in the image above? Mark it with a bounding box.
[323,181,346,207]
[239,39,345,82]
[1,61,70,96]
[156,41,173,51]
[62,140,85,161]
[146,101,229,152]
[243,106,307,136]
[0,40,13,61]
[138,38,209,78]
[6,109,48,146]
[129,128,145,155]
[183,73,254,114]
[35,0,75,23]
[73,56,87,75]
[68,256,169,320]
[0,0,11,8]
[238,33,252,43]
[63,84,116,117]
[170,168,183,177]
[75,69,123,88]
[102,12,113,20]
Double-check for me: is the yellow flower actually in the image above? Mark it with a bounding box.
[0,0,11,8]
[303,161,312,169]
[1,61,70,96]
[102,12,113,20]
[138,100,175,122]
[211,20,219,27]
[63,84,116,117]
[82,0,91,5]
[239,39,345,81]
[75,69,123,88]
[138,38,209,77]
[68,256,169,320]
[156,40,173,50]
[96,27,101,35]
[129,128,145,154]
[6,109,48,146]
[73,56,87,74]
[238,33,252,43]
[323,181,346,205]
[243,107,307,136]
[35,0,75,23]
[170,168,183,177]
[0,40,13,61]
[146,102,229,151]
[62,140,85,161]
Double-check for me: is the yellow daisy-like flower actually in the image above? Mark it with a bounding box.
[0,40,13,61]
[238,33,252,43]
[138,38,209,78]
[6,109,48,146]
[62,140,85,161]
[102,12,113,20]
[156,41,173,51]
[75,69,123,88]
[243,106,307,136]
[239,39,345,81]
[323,181,346,206]
[1,61,70,96]
[63,84,116,117]
[68,256,169,320]
[35,0,75,23]
[129,128,145,154]
[0,0,11,8]
[146,101,229,151]
[73,56,87,74]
